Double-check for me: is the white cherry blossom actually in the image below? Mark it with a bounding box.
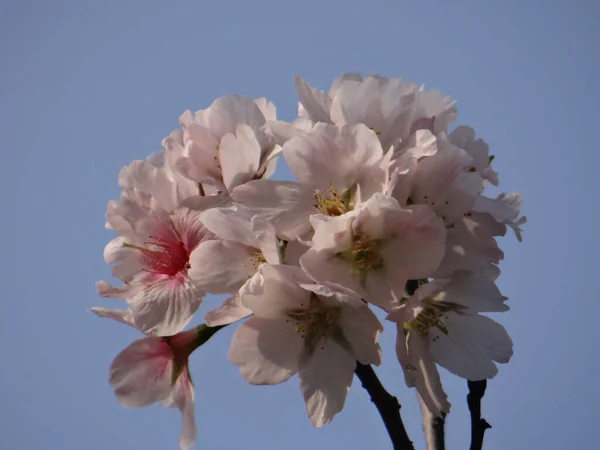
[228,264,382,426]
[164,94,279,194]
[232,123,388,239]
[388,271,513,415]
[301,193,446,311]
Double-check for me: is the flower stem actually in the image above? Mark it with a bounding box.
[354,362,414,450]
[418,394,446,450]
[467,380,492,450]
[406,279,447,450]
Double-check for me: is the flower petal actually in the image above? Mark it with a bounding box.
[294,75,333,124]
[161,370,196,450]
[429,314,512,380]
[204,294,252,326]
[188,240,255,294]
[404,331,450,417]
[128,277,204,336]
[338,305,383,365]
[228,316,302,385]
[109,337,173,407]
[90,307,137,329]
[299,339,355,427]
[219,124,261,192]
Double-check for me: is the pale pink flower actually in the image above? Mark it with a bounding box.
[280,73,456,151]
[448,125,499,186]
[473,191,527,241]
[387,132,483,223]
[387,271,512,416]
[189,209,280,294]
[228,264,382,427]
[90,308,198,450]
[188,208,281,326]
[231,123,388,239]
[433,212,506,279]
[300,194,446,311]
[163,94,279,194]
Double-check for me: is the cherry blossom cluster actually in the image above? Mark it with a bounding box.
[92,73,525,449]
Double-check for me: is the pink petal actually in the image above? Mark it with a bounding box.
[161,370,196,450]
[90,307,137,330]
[109,337,174,408]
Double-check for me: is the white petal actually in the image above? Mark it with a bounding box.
[283,123,383,192]
[254,97,277,121]
[434,214,504,279]
[228,316,302,385]
[231,180,314,240]
[338,305,382,365]
[241,264,312,318]
[328,72,363,96]
[294,75,333,124]
[128,277,204,336]
[430,314,512,380]
[219,124,261,191]
[380,204,447,279]
[199,208,256,247]
[268,119,309,145]
[188,240,255,294]
[405,332,450,416]
[299,339,355,427]
[206,94,266,140]
[430,272,509,313]
[204,294,252,326]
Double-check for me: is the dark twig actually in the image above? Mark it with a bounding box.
[355,362,414,450]
[467,380,492,450]
[353,280,422,449]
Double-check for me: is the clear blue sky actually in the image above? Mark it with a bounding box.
[1,1,598,449]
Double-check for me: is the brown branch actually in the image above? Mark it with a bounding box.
[467,380,492,450]
[355,362,414,450]
[353,279,422,449]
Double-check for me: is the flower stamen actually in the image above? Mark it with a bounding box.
[287,294,341,354]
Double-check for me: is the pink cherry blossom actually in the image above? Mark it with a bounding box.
[98,204,215,336]
[91,308,199,450]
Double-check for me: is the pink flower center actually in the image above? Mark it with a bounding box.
[141,235,190,276]
[124,226,191,277]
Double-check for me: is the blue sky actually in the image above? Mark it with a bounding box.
[1,0,598,449]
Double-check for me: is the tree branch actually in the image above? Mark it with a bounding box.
[467,380,492,450]
[353,279,422,449]
[355,362,414,450]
